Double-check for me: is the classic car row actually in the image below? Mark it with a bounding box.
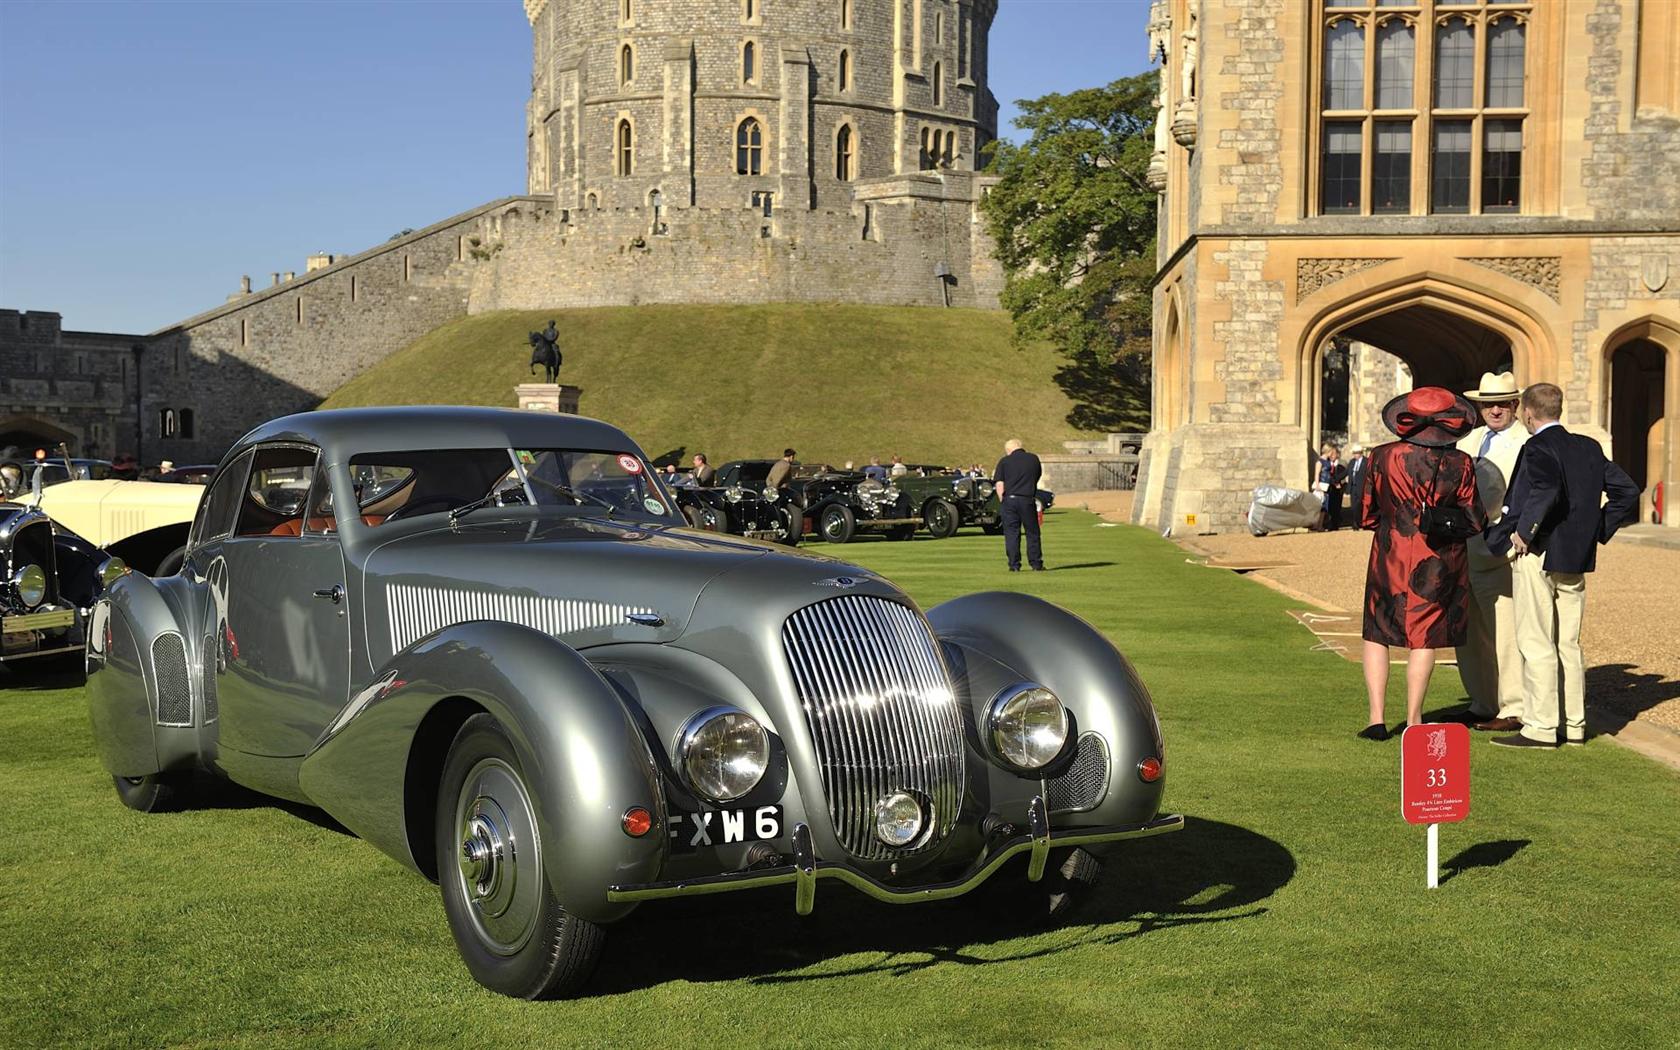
[76,406,1180,998]
[672,459,1052,545]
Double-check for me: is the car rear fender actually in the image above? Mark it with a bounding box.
[85,572,205,778]
[297,620,666,924]
[925,591,1166,829]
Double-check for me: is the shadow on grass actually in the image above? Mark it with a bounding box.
[0,661,85,693]
[1439,839,1530,884]
[589,815,1293,994]
[1047,562,1116,571]
[190,775,355,837]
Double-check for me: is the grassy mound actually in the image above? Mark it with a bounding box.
[320,304,1098,468]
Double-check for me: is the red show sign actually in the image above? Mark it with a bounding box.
[1400,723,1470,825]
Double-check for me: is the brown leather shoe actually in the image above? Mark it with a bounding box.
[1473,716,1523,732]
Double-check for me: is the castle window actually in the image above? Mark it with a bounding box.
[616,119,635,176]
[621,43,634,86]
[403,253,412,281]
[935,10,944,44]
[1485,17,1525,108]
[240,318,249,347]
[1434,17,1473,109]
[943,130,955,167]
[932,62,942,107]
[743,0,756,22]
[736,117,763,175]
[1323,20,1363,109]
[587,191,600,209]
[919,127,931,169]
[839,49,851,92]
[840,0,851,30]
[179,409,194,441]
[296,297,304,325]
[620,0,631,25]
[743,41,756,84]
[350,274,358,302]
[836,124,855,181]
[1313,2,1528,217]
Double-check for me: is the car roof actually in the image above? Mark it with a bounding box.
[233,406,646,463]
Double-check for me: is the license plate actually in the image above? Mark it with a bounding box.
[668,804,784,852]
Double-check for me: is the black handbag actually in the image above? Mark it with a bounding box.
[1419,450,1479,542]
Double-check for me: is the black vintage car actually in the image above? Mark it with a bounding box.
[718,461,918,544]
[0,498,126,670]
[891,469,971,539]
[676,462,800,545]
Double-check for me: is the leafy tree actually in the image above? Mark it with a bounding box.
[980,73,1159,431]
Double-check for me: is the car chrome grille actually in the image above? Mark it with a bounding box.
[1046,732,1109,813]
[200,632,219,723]
[384,584,654,654]
[151,632,192,727]
[781,596,966,860]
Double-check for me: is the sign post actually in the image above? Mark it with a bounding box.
[1400,723,1470,889]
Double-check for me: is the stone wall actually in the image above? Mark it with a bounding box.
[0,311,142,460]
[1582,0,1680,225]
[470,171,1002,311]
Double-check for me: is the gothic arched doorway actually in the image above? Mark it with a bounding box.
[0,415,77,462]
[1603,317,1678,525]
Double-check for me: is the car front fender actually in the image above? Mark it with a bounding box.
[925,591,1167,829]
[297,620,666,924]
[85,572,202,778]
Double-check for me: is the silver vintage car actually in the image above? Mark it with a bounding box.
[87,407,1181,998]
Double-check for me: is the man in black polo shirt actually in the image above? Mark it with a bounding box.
[993,438,1044,571]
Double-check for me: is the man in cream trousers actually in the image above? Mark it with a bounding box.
[1452,372,1529,731]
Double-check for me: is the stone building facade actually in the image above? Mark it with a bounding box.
[5,0,1007,464]
[1134,0,1680,534]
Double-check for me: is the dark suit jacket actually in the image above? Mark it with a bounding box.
[1484,424,1639,573]
[1345,456,1369,509]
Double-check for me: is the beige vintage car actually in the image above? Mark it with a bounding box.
[36,479,203,575]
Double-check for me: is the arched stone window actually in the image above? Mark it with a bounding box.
[616,119,634,176]
[743,0,756,21]
[743,40,756,84]
[840,0,851,31]
[835,124,855,181]
[620,0,632,25]
[932,62,943,107]
[736,117,763,175]
[620,43,633,86]
[838,48,851,92]
[942,129,955,167]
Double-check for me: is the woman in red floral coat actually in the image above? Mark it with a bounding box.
[1357,387,1485,740]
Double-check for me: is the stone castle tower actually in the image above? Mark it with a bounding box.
[524,0,998,211]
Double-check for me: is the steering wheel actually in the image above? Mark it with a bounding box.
[383,495,461,521]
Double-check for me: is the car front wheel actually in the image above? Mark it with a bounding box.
[923,499,959,539]
[819,505,856,544]
[436,713,605,999]
[112,772,190,813]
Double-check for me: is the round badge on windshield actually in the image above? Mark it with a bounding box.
[617,454,643,474]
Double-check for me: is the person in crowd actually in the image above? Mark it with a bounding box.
[1485,383,1638,749]
[1449,371,1530,732]
[889,455,908,477]
[1356,388,1484,740]
[993,438,1045,572]
[863,456,888,482]
[691,453,715,487]
[1343,444,1369,515]
[765,448,797,493]
[1314,442,1345,529]
[969,463,985,479]
[109,453,140,480]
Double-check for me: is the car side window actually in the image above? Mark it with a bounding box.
[191,451,253,549]
[235,446,320,538]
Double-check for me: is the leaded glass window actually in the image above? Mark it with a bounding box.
[1434,18,1474,109]
[736,118,763,175]
[1324,20,1365,109]
[1482,119,1522,212]
[1431,120,1471,213]
[1373,120,1412,213]
[743,40,756,83]
[1486,17,1525,108]
[836,125,855,181]
[616,120,633,176]
[1375,21,1414,110]
[1322,121,1363,214]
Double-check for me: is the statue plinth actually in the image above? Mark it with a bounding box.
[515,383,581,414]
[1146,152,1169,192]
[1171,100,1198,148]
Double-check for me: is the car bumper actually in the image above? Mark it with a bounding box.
[1,607,81,661]
[607,796,1184,915]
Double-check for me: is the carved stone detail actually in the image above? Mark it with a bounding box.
[1461,256,1562,301]
[1296,257,1396,300]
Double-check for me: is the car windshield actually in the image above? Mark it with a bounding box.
[346,447,678,527]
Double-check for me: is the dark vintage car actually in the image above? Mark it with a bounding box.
[672,463,800,545]
[1,497,125,669]
[87,407,1181,999]
[723,461,919,544]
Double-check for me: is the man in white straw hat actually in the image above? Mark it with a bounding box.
[1450,370,1528,731]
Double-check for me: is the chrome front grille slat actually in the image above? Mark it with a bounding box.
[782,596,966,860]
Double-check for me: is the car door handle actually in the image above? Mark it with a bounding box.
[313,584,344,605]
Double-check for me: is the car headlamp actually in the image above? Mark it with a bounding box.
[97,557,129,590]
[12,564,46,609]
[677,707,770,802]
[873,791,926,848]
[724,486,744,503]
[986,683,1070,773]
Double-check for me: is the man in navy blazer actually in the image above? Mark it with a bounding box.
[1484,383,1638,749]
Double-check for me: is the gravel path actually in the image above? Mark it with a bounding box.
[1182,527,1680,734]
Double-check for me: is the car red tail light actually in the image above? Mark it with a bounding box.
[1137,757,1162,783]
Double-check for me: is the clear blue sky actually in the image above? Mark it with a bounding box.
[0,0,1151,334]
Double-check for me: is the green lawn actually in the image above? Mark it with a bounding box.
[2,513,1676,1049]
[319,304,1099,470]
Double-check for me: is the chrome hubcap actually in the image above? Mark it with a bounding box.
[451,758,542,956]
